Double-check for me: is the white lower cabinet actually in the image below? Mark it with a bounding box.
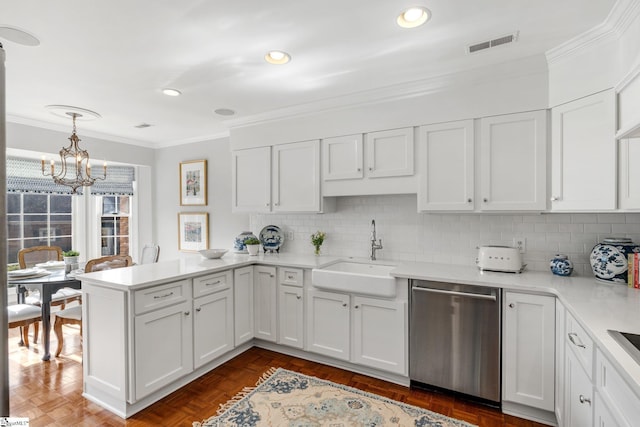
[277,267,305,349]
[594,391,622,427]
[306,289,351,361]
[134,298,193,401]
[254,265,277,342]
[502,292,555,411]
[233,267,254,346]
[564,347,594,427]
[352,296,406,375]
[193,288,234,369]
[306,288,407,375]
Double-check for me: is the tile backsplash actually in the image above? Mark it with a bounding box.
[250,194,640,276]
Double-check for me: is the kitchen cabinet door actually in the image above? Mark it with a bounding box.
[595,392,623,427]
[233,266,254,346]
[618,138,640,210]
[232,147,271,212]
[193,288,233,369]
[352,296,406,375]
[272,140,320,212]
[134,300,193,401]
[365,127,414,178]
[551,89,616,211]
[480,111,547,211]
[254,266,277,342]
[418,120,474,211]
[503,292,555,411]
[306,289,350,361]
[565,348,594,427]
[556,301,567,427]
[277,284,304,349]
[322,134,363,180]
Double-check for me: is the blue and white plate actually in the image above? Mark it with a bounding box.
[259,225,284,253]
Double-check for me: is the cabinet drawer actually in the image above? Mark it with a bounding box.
[134,280,190,315]
[279,267,303,287]
[566,311,594,379]
[193,271,232,298]
[597,349,640,426]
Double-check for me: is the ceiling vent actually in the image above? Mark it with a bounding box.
[468,32,518,54]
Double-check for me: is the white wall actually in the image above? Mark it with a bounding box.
[250,195,640,277]
[153,136,249,260]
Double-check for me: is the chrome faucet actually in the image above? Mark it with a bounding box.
[370,219,383,260]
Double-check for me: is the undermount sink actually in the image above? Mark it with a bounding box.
[312,261,397,297]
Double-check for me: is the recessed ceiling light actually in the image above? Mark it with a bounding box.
[0,26,40,46]
[214,108,235,116]
[162,88,181,97]
[397,7,431,28]
[264,50,291,65]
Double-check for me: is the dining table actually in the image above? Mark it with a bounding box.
[9,267,82,361]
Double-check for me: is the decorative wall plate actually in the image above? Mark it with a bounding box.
[259,225,284,253]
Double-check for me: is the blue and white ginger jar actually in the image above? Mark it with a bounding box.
[234,231,258,253]
[589,238,640,284]
[550,254,573,276]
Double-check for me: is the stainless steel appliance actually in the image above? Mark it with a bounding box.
[410,280,501,404]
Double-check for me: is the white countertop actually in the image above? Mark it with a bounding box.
[80,254,640,398]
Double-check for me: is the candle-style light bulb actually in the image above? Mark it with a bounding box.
[50,159,54,175]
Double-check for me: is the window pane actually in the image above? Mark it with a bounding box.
[23,238,45,249]
[23,194,48,213]
[101,236,114,256]
[7,215,21,239]
[56,236,72,253]
[117,236,129,256]
[7,240,21,265]
[23,215,47,239]
[50,195,72,213]
[7,194,20,214]
[119,196,130,214]
[51,215,72,237]
[102,196,116,215]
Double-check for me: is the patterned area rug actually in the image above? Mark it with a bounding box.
[193,368,476,427]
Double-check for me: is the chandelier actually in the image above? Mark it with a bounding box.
[41,112,106,193]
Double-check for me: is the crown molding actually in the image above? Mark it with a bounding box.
[226,54,548,130]
[151,131,230,148]
[546,0,640,65]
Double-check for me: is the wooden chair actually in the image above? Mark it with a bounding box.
[140,244,160,264]
[8,304,41,348]
[19,246,82,309]
[18,245,63,269]
[53,254,132,356]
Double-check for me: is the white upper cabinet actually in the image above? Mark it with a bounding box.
[323,134,364,180]
[232,146,271,213]
[479,110,547,211]
[616,64,640,139]
[365,127,414,178]
[232,140,321,213]
[322,128,417,196]
[272,140,320,212]
[418,120,475,211]
[618,138,640,210]
[551,89,616,211]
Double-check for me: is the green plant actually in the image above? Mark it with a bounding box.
[63,250,80,257]
[310,231,326,255]
[244,237,260,245]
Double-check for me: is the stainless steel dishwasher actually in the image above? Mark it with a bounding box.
[409,280,501,405]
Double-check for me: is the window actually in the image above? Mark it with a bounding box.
[6,193,73,264]
[100,195,130,256]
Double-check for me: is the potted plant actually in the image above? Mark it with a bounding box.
[244,237,261,256]
[311,231,326,255]
[63,250,80,271]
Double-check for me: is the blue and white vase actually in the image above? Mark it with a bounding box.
[550,254,573,276]
[233,231,258,253]
[589,238,640,284]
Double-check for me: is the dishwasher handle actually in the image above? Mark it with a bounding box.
[412,286,497,301]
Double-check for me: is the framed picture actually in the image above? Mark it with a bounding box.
[180,159,208,206]
[178,212,209,252]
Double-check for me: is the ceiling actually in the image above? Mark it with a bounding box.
[1,0,617,148]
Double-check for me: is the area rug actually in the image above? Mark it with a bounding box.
[193,368,476,427]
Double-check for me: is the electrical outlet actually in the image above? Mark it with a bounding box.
[287,231,294,241]
[513,237,526,253]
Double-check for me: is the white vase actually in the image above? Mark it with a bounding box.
[246,244,260,256]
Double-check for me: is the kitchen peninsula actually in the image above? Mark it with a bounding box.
[79,253,640,426]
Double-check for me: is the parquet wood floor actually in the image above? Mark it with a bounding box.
[7,327,550,427]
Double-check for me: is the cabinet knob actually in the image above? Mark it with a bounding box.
[508,303,515,308]
[369,167,373,171]
[196,307,201,312]
[342,303,348,307]
[467,198,472,203]
[287,275,294,280]
[357,168,361,172]
[354,305,360,309]
[579,395,591,405]
[483,198,488,203]
[550,196,561,202]
[296,295,301,300]
[265,203,270,207]
[270,274,274,278]
[184,311,190,316]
